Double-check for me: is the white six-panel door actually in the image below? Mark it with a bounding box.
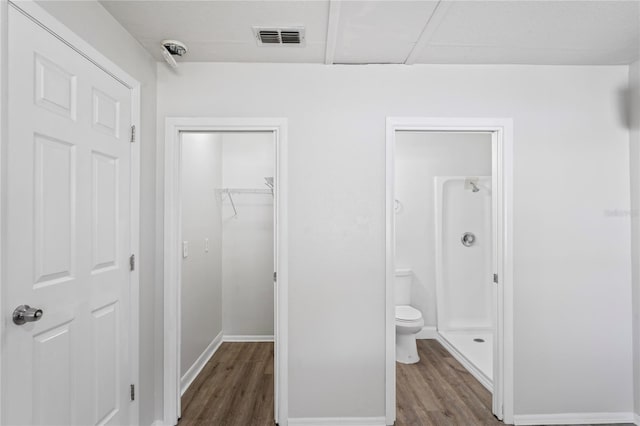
[5,5,132,425]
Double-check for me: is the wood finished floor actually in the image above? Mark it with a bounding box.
[179,340,630,426]
[398,340,632,426]
[396,339,502,426]
[180,342,274,426]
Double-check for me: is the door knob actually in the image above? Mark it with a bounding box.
[12,305,43,325]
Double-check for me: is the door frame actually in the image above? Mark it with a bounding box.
[0,1,141,424]
[163,117,288,425]
[385,117,514,425]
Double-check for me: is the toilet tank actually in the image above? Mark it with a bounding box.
[395,268,413,305]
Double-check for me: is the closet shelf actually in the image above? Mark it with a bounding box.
[219,188,272,195]
[217,188,273,217]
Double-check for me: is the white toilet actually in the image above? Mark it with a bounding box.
[395,269,424,364]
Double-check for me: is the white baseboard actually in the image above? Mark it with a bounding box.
[180,331,223,396]
[415,326,437,339]
[151,420,164,426]
[223,334,274,342]
[288,417,386,426]
[436,333,492,393]
[635,413,640,426]
[513,412,635,425]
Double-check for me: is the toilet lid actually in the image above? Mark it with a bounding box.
[396,305,422,321]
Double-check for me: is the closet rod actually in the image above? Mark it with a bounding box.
[220,188,272,194]
[218,188,273,218]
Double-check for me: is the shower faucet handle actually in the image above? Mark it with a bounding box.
[461,232,476,247]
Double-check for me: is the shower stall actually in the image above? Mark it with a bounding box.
[434,175,494,390]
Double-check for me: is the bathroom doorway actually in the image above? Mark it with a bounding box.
[398,132,493,387]
[163,118,289,425]
[385,117,514,425]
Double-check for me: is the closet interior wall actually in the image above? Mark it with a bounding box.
[180,131,275,381]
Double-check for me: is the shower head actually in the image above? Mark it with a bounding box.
[464,177,481,193]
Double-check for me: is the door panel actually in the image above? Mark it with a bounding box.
[92,152,119,271]
[34,134,76,287]
[34,53,78,120]
[33,322,73,425]
[92,88,121,138]
[93,302,119,425]
[5,6,132,425]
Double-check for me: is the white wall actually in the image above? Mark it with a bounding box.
[30,2,159,424]
[395,132,492,328]
[221,133,274,337]
[180,133,223,376]
[629,59,640,419]
[157,63,633,419]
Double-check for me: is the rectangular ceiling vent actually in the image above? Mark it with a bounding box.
[253,27,305,47]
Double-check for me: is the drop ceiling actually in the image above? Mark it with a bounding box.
[100,0,640,65]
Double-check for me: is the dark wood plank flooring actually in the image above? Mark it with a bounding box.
[397,339,502,426]
[180,342,274,426]
[180,340,630,426]
[397,340,633,426]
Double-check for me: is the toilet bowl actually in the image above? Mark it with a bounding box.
[395,305,424,364]
[395,269,424,364]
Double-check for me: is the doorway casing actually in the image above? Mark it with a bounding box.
[163,117,288,425]
[385,117,514,425]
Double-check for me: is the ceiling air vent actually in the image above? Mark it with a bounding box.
[253,27,305,46]
[280,31,301,44]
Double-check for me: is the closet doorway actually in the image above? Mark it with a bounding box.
[163,118,288,426]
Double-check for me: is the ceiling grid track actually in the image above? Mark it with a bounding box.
[325,0,342,65]
[404,0,454,65]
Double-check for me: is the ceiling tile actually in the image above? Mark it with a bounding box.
[137,37,326,64]
[332,0,438,64]
[419,44,639,65]
[415,0,640,65]
[101,0,330,63]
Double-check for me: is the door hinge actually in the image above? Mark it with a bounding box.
[493,273,498,284]
[273,271,277,282]
[130,384,135,401]
[130,125,136,143]
[130,254,135,271]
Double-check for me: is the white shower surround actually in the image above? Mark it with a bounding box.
[434,175,495,391]
[434,175,493,332]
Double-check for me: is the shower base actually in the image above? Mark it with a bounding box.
[438,330,493,392]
